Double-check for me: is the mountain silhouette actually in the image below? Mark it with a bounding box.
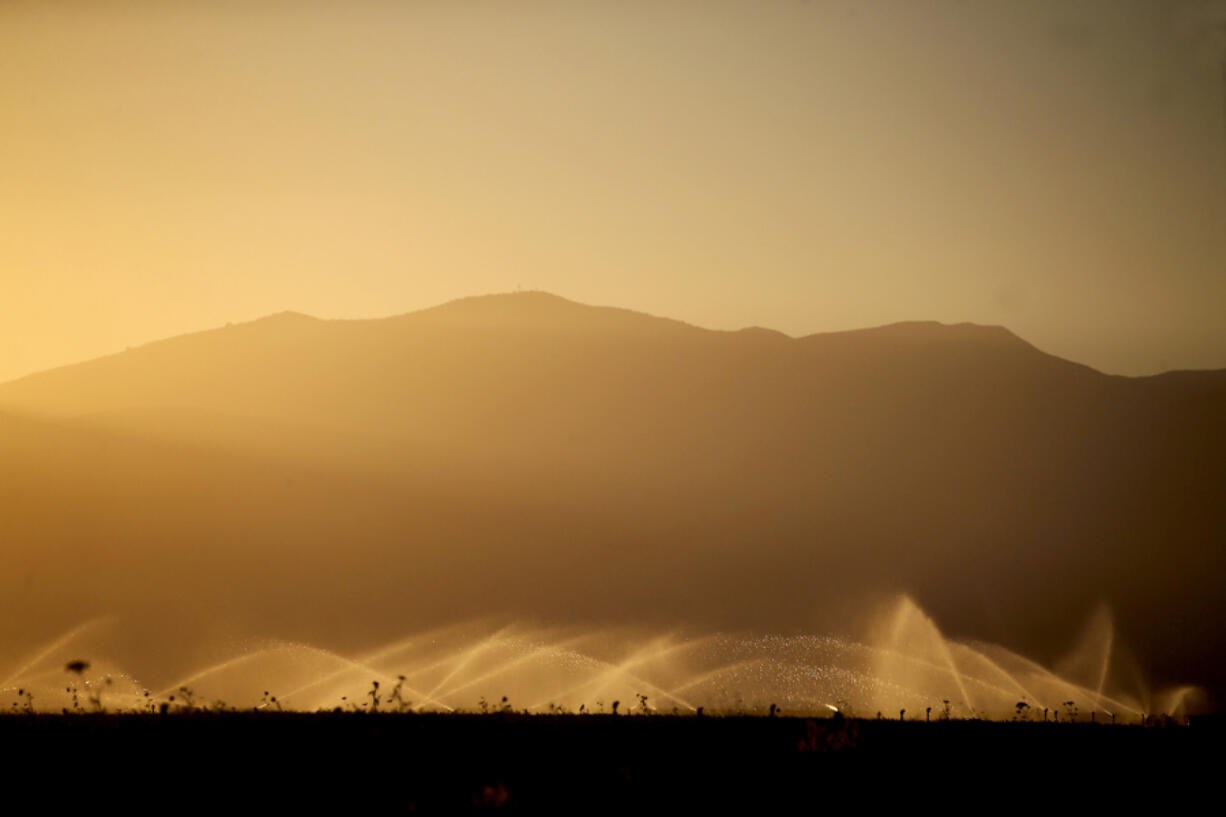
[1,292,1223,699]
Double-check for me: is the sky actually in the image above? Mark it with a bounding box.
[2,0,1224,381]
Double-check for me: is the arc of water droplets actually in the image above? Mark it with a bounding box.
[152,644,454,711]
[865,636,1142,719]
[422,626,517,703]
[966,641,1141,717]
[425,632,598,706]
[0,617,112,689]
[666,658,764,695]
[886,601,976,714]
[849,640,1062,716]
[276,622,475,709]
[526,633,707,712]
[1094,626,1114,713]
[3,602,1185,718]
[948,643,1046,711]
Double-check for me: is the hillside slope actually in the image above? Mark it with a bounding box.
[1,293,1223,696]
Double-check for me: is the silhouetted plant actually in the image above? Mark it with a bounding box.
[87,676,113,712]
[388,676,411,713]
[177,686,197,711]
[368,680,381,712]
[941,699,951,720]
[611,700,620,716]
[636,694,649,714]
[59,660,91,712]
[1014,701,1031,722]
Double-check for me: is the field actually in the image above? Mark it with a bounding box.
[2,711,1217,811]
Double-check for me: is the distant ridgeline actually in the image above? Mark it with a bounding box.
[0,293,1223,707]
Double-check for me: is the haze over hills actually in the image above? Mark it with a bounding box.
[1,292,1223,700]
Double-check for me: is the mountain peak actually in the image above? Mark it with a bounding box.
[802,319,1040,353]
[396,291,698,336]
[249,310,322,324]
[831,319,1021,341]
[417,291,585,316]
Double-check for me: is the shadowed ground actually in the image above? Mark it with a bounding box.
[2,712,1218,811]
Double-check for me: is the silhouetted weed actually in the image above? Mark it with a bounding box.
[367,680,380,712]
[388,676,411,713]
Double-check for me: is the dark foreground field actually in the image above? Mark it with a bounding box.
[2,712,1219,812]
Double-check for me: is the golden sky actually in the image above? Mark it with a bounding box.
[2,0,1224,380]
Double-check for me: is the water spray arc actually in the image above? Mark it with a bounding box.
[0,600,1197,720]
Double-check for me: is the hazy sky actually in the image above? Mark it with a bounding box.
[2,0,1224,380]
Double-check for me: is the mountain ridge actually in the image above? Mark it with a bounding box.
[0,290,1223,702]
[1,292,1191,406]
